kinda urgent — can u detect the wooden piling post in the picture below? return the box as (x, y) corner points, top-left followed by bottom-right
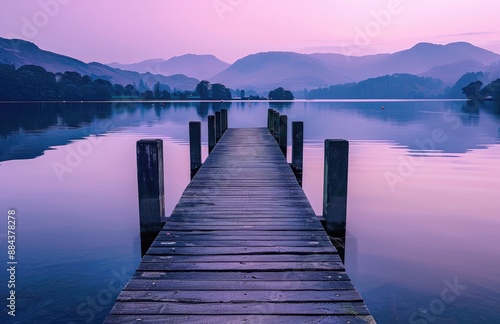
(189, 121), (202, 179)
(215, 111), (221, 142)
(267, 109), (274, 133)
(221, 109), (228, 134)
(208, 115), (216, 154)
(279, 115), (287, 157)
(136, 139), (165, 255)
(273, 111), (280, 142)
(291, 121), (303, 186)
(323, 139), (349, 262)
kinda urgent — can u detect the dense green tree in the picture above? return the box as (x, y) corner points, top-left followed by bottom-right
(211, 83), (232, 100)
(124, 84), (139, 97)
(113, 84), (125, 97)
(160, 90), (171, 99)
(195, 80), (210, 99)
(17, 65), (57, 99)
(269, 87), (294, 100)
(480, 79), (500, 100)
(153, 82), (161, 98)
(462, 81), (483, 99)
(143, 90), (154, 99)
(94, 79), (113, 100)
(59, 71), (83, 87)
(0, 64), (16, 99)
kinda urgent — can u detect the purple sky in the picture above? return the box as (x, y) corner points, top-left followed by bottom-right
(2, 0), (500, 64)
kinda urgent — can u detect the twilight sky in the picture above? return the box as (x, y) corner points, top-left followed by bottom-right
(2, 0), (500, 64)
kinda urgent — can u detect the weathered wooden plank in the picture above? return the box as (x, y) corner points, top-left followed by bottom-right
(124, 279), (354, 291)
(163, 220), (320, 227)
(155, 231), (328, 238)
(109, 301), (370, 315)
(132, 271), (350, 281)
(106, 315), (376, 324)
(117, 290), (363, 303)
(160, 225), (323, 232)
(146, 246), (335, 255)
(142, 253), (340, 262)
(151, 240), (333, 248)
(137, 261), (344, 271)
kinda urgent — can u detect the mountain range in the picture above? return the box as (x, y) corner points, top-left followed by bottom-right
(108, 54), (230, 81)
(1, 36), (499, 94)
(0, 38), (198, 91)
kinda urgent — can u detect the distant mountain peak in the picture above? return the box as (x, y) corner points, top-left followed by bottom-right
(107, 53), (229, 80)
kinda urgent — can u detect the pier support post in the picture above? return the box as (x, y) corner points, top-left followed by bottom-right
(215, 111), (221, 142)
(208, 115), (216, 154)
(189, 121), (202, 179)
(273, 111), (280, 142)
(323, 139), (349, 262)
(291, 121), (303, 186)
(221, 109), (228, 134)
(136, 139), (165, 256)
(267, 109), (274, 133)
(279, 115), (287, 157)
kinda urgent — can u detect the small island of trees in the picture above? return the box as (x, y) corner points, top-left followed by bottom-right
(268, 87), (294, 100)
(462, 79), (500, 101)
(194, 80), (232, 100)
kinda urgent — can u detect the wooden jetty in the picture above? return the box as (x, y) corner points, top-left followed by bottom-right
(106, 119), (375, 323)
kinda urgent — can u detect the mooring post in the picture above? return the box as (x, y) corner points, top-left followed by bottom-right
(291, 121), (304, 186)
(323, 139), (349, 262)
(273, 111), (280, 142)
(221, 109), (228, 134)
(267, 109), (274, 133)
(189, 121), (202, 179)
(208, 115), (216, 154)
(136, 139), (165, 256)
(279, 115), (287, 157)
(215, 111), (221, 142)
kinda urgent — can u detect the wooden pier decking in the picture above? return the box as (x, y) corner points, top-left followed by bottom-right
(106, 128), (375, 323)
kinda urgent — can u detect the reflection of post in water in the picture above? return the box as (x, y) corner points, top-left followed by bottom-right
(136, 139), (165, 256)
(461, 102), (480, 127)
(345, 231), (359, 281)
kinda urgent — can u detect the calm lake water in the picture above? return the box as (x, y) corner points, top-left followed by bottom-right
(0, 100), (499, 323)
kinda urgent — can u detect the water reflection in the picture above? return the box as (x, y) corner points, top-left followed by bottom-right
(0, 100), (499, 323)
(1, 100), (500, 163)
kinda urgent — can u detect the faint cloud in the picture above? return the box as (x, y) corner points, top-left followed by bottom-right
(431, 31), (498, 38)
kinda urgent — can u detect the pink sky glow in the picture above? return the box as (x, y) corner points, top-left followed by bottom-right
(2, 0), (500, 64)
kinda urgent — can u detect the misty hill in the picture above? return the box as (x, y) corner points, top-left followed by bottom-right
(308, 42), (500, 83)
(307, 74), (445, 99)
(0, 37), (198, 91)
(419, 60), (486, 84)
(1, 36), (499, 97)
(210, 51), (352, 92)
(109, 54), (230, 80)
(210, 42), (499, 91)
(372, 42), (498, 80)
